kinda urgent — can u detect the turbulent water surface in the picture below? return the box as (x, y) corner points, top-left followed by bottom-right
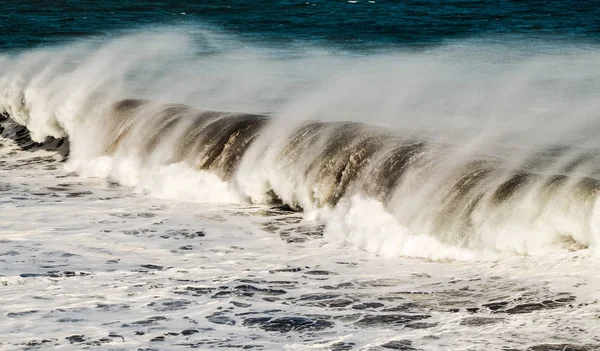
(2, 1), (600, 350)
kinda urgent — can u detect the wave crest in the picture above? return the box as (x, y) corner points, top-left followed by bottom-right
(3, 30), (600, 258)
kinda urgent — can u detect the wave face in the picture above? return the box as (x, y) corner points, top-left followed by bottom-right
(0, 112), (69, 155)
(3, 30), (600, 257)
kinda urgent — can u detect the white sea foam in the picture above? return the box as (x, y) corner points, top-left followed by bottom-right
(66, 157), (245, 203)
(322, 195), (482, 260)
(2, 130), (600, 350)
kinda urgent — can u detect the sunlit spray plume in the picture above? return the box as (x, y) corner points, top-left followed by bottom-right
(2, 29), (600, 258)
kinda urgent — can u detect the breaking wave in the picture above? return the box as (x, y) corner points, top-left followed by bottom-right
(3, 29), (600, 258)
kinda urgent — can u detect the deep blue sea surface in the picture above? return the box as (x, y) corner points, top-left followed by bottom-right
(3, 0), (600, 51)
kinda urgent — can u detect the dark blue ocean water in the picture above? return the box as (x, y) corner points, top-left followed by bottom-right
(2, 1), (600, 51)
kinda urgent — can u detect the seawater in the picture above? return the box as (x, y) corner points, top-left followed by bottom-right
(2, 2), (600, 350)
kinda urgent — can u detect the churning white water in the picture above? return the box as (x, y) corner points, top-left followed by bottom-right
(2, 28), (600, 350)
